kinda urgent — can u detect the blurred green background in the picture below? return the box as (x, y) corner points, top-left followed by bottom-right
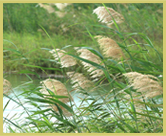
(3, 3), (163, 73)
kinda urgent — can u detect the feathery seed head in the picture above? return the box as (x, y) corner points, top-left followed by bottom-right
(93, 6), (124, 27)
(95, 36), (124, 59)
(49, 49), (77, 68)
(75, 48), (104, 78)
(40, 78), (72, 116)
(40, 79), (69, 98)
(123, 72), (163, 99)
(67, 72), (93, 90)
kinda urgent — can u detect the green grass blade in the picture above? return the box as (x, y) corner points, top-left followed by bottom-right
(3, 117), (26, 133)
(68, 54), (105, 70)
(3, 99), (10, 112)
(3, 39), (18, 49)
(76, 46), (104, 60)
(18, 70), (40, 78)
(19, 63), (61, 71)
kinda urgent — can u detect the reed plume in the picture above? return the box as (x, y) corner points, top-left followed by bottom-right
(40, 78), (72, 116)
(49, 49), (77, 68)
(93, 6), (124, 27)
(95, 36), (124, 59)
(123, 72), (163, 99)
(75, 48), (104, 79)
(67, 72), (93, 90)
(3, 79), (12, 95)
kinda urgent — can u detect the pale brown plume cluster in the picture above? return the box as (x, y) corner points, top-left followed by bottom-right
(123, 72), (163, 99)
(40, 79), (72, 116)
(95, 36), (124, 59)
(67, 72), (93, 90)
(3, 79), (12, 95)
(75, 47), (104, 79)
(93, 6), (124, 27)
(49, 49), (77, 68)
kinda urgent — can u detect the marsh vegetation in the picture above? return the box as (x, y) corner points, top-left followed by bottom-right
(3, 3), (163, 133)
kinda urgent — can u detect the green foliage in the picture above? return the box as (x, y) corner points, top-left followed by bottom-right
(3, 3), (163, 133)
(3, 3), (163, 72)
